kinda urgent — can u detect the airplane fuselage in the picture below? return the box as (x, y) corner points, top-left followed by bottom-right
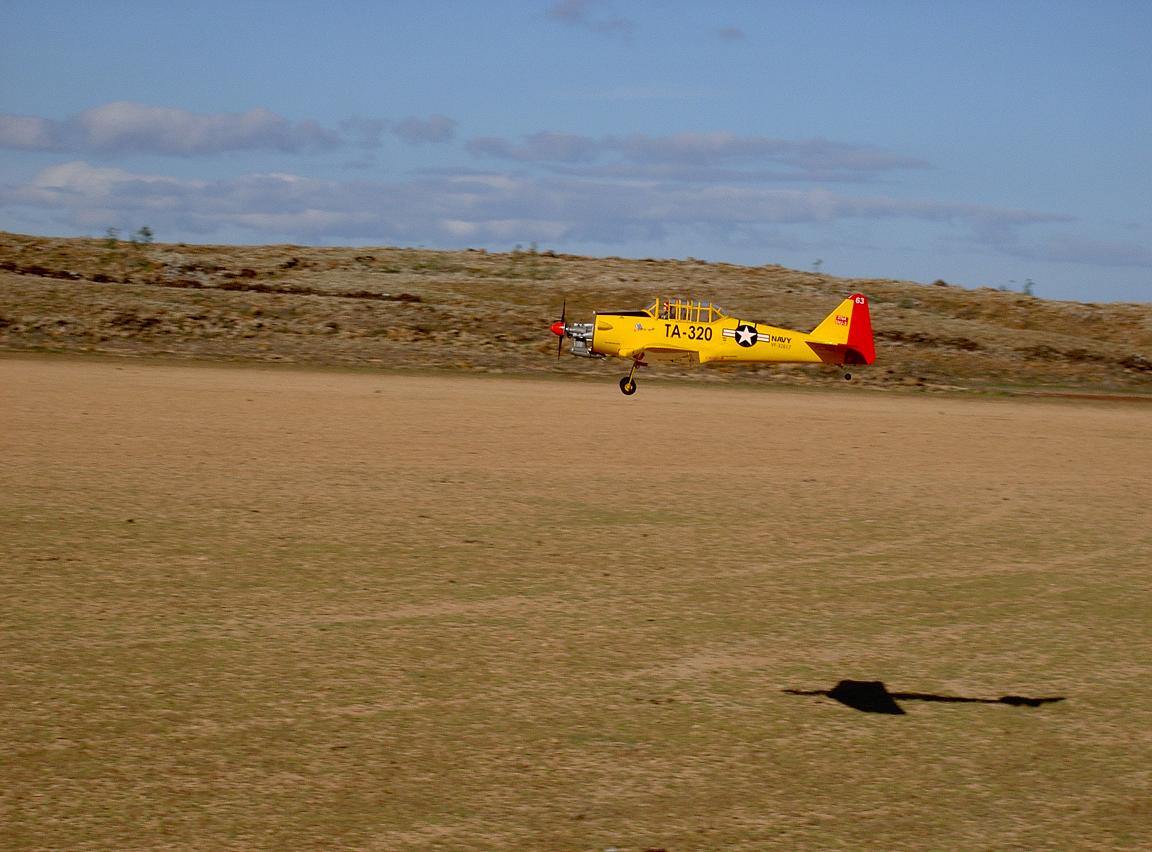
(592, 313), (832, 365)
(552, 294), (874, 394)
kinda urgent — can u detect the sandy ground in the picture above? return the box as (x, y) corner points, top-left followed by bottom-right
(3, 355), (1151, 850)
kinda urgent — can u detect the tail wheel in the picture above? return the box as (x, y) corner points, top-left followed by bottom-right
(619, 377), (638, 395)
(843, 372), (853, 381)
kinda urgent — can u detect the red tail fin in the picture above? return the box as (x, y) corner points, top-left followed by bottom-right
(846, 293), (875, 365)
(809, 293), (876, 365)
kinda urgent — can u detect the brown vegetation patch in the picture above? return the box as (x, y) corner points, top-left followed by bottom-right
(2, 230), (1150, 393)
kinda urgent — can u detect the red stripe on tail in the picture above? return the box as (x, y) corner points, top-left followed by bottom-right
(846, 293), (875, 365)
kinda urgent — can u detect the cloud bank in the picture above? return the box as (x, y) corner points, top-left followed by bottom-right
(0, 104), (456, 156)
(0, 103), (339, 156)
(4, 104), (1142, 287)
(3, 159), (1083, 256)
(467, 131), (931, 182)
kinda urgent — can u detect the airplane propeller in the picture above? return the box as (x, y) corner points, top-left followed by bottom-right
(550, 298), (567, 359)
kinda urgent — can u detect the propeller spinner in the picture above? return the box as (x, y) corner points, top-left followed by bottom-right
(550, 299), (567, 359)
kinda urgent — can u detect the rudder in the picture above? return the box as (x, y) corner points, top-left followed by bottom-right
(809, 293), (875, 365)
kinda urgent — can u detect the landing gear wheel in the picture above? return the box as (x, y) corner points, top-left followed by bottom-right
(843, 372), (853, 381)
(620, 358), (642, 395)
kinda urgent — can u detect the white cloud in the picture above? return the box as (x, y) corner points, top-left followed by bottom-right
(468, 132), (600, 163)
(13, 161), (203, 206)
(338, 117), (389, 148)
(391, 114), (458, 145)
(1, 160), (1076, 256)
(635, 133), (929, 173)
(466, 130), (930, 182)
(78, 102), (340, 155)
(0, 104), (469, 157)
(2, 103), (343, 156)
(0, 114), (55, 149)
(547, 0), (635, 35)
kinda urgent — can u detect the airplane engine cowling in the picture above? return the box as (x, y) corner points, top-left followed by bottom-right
(564, 321), (597, 357)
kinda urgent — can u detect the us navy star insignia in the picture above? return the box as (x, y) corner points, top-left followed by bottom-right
(723, 324), (759, 347)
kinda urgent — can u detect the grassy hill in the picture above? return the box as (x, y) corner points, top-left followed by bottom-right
(2, 230), (1149, 393)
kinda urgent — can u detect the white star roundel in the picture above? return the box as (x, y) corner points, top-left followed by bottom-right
(722, 324), (760, 347)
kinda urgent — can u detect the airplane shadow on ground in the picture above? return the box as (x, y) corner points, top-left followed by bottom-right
(784, 680), (1066, 715)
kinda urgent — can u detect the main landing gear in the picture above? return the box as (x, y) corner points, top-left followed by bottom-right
(619, 359), (644, 395)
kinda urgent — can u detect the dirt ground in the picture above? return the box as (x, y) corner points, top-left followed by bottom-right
(3, 355), (1151, 850)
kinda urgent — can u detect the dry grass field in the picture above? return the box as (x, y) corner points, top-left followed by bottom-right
(3, 355), (1150, 850)
(2, 231), (1150, 395)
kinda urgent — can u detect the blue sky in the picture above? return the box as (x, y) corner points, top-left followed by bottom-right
(1, 0), (1149, 302)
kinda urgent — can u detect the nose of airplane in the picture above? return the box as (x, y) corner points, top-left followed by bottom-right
(550, 320), (566, 337)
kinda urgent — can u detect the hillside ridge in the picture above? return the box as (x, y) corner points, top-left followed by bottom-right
(2, 231), (1149, 393)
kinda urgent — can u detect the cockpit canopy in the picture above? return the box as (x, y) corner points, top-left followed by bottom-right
(646, 298), (729, 323)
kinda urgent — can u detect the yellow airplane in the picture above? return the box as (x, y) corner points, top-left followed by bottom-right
(550, 293), (875, 394)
